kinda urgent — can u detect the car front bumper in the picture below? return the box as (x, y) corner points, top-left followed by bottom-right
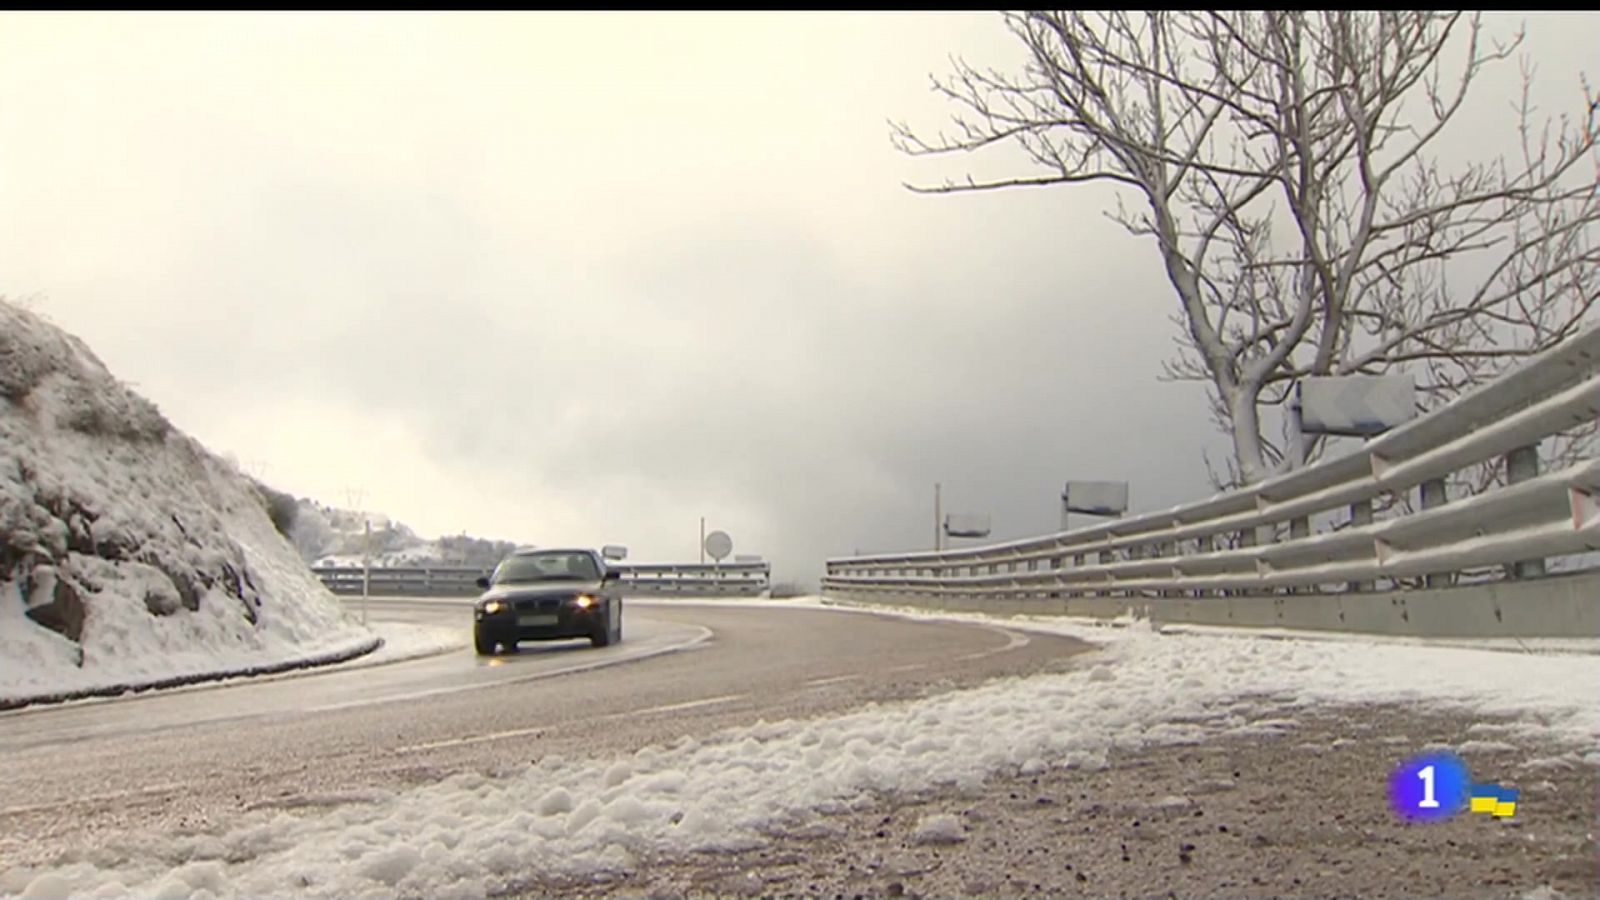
(475, 601), (605, 642)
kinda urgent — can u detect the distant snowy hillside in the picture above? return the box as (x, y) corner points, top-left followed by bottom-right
(288, 499), (414, 563)
(0, 299), (375, 703)
(289, 500), (520, 568)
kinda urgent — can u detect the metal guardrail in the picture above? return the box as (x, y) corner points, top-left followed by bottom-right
(313, 561), (772, 598)
(825, 328), (1599, 606)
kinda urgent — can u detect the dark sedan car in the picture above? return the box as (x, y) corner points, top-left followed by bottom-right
(472, 548), (623, 654)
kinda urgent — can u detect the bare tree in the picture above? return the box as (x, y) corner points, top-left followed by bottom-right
(289, 502), (336, 563)
(894, 12), (1599, 486)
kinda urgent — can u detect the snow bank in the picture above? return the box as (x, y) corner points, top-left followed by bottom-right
(361, 621), (467, 665)
(4, 607), (1596, 898)
(819, 595), (1600, 655)
(631, 596), (827, 610)
(0, 299), (374, 704)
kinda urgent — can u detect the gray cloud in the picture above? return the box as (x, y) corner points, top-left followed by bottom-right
(2, 13), (1593, 586)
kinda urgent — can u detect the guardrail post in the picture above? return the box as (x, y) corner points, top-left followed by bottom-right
(1505, 444), (1547, 579)
(1152, 540), (1171, 597)
(1420, 478), (1446, 508)
(1420, 478), (1451, 588)
(1287, 517), (1310, 594)
(1348, 500), (1373, 593)
(1234, 527), (1256, 598)
(1193, 534), (1212, 599)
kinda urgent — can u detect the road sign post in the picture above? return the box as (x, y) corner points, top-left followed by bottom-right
(361, 519), (371, 626)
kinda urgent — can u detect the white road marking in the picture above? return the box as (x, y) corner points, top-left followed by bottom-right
(880, 629), (1029, 672)
(395, 724), (546, 754)
(803, 674), (862, 687)
(953, 627), (1031, 661)
(307, 625), (714, 714)
(0, 781), (188, 817)
(393, 692), (746, 754)
(593, 693), (744, 721)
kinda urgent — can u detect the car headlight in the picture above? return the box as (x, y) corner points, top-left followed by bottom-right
(574, 594), (596, 609)
(483, 600), (507, 614)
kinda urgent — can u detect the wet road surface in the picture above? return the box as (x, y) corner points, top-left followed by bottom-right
(0, 598), (1093, 865)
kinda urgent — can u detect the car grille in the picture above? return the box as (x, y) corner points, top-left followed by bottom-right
(515, 598), (563, 614)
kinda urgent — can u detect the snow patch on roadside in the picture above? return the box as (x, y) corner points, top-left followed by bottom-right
(909, 813), (966, 845)
(821, 596), (1600, 656)
(629, 596), (827, 610)
(361, 622), (467, 665)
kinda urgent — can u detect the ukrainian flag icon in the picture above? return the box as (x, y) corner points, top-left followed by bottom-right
(1468, 784), (1519, 818)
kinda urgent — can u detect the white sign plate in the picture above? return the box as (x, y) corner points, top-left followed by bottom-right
(1063, 481), (1129, 515)
(1299, 375), (1416, 436)
(703, 530), (733, 561)
(944, 513), (991, 538)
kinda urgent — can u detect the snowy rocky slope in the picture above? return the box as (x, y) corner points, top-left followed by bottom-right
(0, 299), (376, 704)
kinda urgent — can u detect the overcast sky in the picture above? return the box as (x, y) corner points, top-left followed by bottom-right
(3, 12), (1596, 584)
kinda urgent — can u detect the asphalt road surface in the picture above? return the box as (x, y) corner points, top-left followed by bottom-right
(0, 599), (1093, 868)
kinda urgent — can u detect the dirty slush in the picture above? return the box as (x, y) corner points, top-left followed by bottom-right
(510, 703), (1599, 899)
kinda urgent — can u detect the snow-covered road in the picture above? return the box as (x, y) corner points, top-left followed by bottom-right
(0, 598), (1086, 895)
(3, 598), (1596, 899)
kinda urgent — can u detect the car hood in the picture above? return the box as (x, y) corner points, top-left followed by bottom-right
(480, 581), (604, 602)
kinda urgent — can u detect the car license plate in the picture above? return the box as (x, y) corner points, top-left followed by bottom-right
(518, 613), (559, 627)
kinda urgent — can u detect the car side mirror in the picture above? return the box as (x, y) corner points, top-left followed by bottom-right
(475, 576), (490, 589)
(602, 570), (621, 583)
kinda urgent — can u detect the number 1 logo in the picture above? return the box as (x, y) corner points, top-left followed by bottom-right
(1417, 764), (1439, 808)
(1390, 752), (1468, 822)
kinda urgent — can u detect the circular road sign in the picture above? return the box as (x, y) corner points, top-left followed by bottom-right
(703, 530), (733, 562)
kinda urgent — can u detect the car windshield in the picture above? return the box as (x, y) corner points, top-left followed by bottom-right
(492, 552), (599, 584)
